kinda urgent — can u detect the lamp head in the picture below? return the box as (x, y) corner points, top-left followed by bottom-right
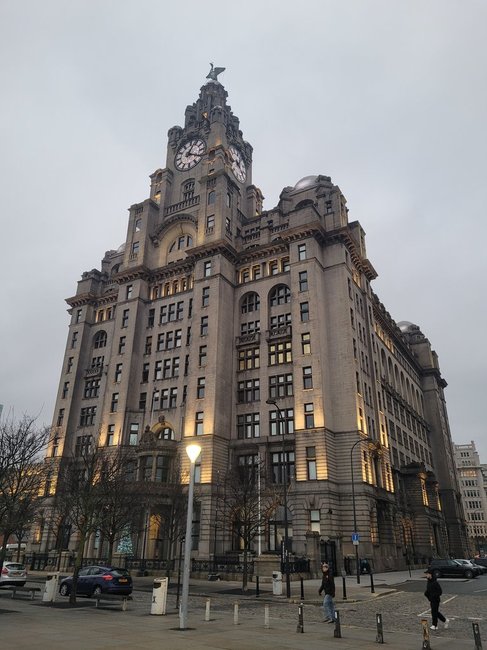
(266, 399), (276, 406)
(186, 443), (202, 463)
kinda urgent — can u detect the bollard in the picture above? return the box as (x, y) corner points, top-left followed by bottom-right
(370, 570), (375, 594)
(205, 598), (211, 622)
(296, 602), (304, 633)
(341, 569), (347, 600)
(333, 611), (342, 639)
(300, 575), (304, 601)
(255, 575), (260, 598)
(375, 613), (384, 644)
(264, 604), (270, 629)
(150, 578), (168, 615)
(234, 602), (239, 625)
(473, 622), (483, 650)
(421, 618), (431, 650)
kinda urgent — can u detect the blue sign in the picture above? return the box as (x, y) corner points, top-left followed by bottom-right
(352, 533), (360, 544)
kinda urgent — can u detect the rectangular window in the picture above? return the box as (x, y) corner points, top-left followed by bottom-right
(71, 331), (78, 349)
(206, 215), (215, 230)
(156, 333), (164, 352)
(56, 408), (65, 427)
(298, 243), (306, 261)
(307, 447), (317, 480)
(269, 260), (278, 275)
(237, 378), (260, 403)
(197, 377), (205, 399)
(106, 424), (115, 446)
(114, 363), (123, 383)
(118, 336), (126, 354)
(66, 357), (74, 373)
(237, 412), (260, 439)
(154, 360), (163, 381)
(238, 347), (260, 370)
(298, 270), (308, 292)
(145, 336), (152, 355)
(300, 301), (309, 322)
(129, 423), (139, 446)
(122, 309), (129, 328)
(155, 456), (170, 483)
(139, 392), (147, 411)
(200, 316), (208, 336)
(195, 411), (204, 435)
(75, 434), (92, 455)
(199, 345), (207, 366)
(83, 378), (100, 399)
(282, 257), (290, 272)
(268, 373), (293, 398)
(269, 408), (294, 436)
(110, 393), (119, 412)
(202, 287), (210, 307)
(240, 320), (260, 335)
(301, 332), (311, 354)
(304, 403), (314, 428)
(204, 260), (212, 277)
(148, 309), (155, 327)
(142, 362), (149, 383)
(268, 341), (292, 365)
(132, 241), (139, 255)
(310, 507), (320, 531)
(169, 387), (177, 408)
(303, 366), (313, 389)
(75, 308), (82, 324)
(271, 451), (295, 484)
(79, 406), (96, 427)
(126, 284), (133, 300)
(62, 381), (69, 398)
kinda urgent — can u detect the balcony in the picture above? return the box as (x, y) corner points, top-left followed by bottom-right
(84, 365), (104, 378)
(236, 331), (261, 346)
(164, 195), (200, 216)
(266, 324), (292, 340)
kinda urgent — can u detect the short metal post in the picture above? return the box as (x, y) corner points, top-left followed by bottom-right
(205, 598), (211, 621)
(376, 613), (384, 644)
(421, 618), (431, 650)
(333, 611), (342, 638)
(473, 622), (483, 650)
(233, 602), (239, 625)
(370, 570), (375, 594)
(341, 569), (347, 600)
(296, 602), (304, 633)
(255, 575), (260, 598)
(300, 575), (304, 601)
(264, 604), (270, 629)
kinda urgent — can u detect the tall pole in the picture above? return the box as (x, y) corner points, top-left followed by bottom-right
(266, 399), (291, 598)
(350, 437), (362, 585)
(179, 443), (201, 630)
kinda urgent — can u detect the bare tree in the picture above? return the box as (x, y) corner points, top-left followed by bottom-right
(0, 416), (50, 566)
(217, 458), (279, 591)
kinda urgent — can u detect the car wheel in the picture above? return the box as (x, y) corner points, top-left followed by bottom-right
(432, 570), (441, 579)
(465, 570), (474, 579)
(59, 583), (70, 596)
(92, 585), (102, 596)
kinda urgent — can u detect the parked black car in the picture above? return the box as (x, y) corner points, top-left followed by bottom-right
(59, 565), (132, 597)
(470, 557), (487, 573)
(427, 558), (478, 579)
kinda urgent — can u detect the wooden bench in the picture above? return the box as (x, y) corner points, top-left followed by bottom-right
(0, 586), (42, 600)
(94, 593), (132, 611)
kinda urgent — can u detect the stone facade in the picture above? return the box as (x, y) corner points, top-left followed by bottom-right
(38, 73), (469, 572)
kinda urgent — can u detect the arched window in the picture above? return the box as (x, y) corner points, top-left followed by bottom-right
(93, 331), (107, 349)
(169, 234), (193, 252)
(241, 292), (260, 314)
(183, 180), (195, 200)
(269, 285), (291, 306)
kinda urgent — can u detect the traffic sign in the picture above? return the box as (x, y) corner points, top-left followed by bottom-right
(352, 533), (360, 545)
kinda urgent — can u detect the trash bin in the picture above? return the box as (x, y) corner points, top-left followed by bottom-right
(150, 577), (168, 615)
(42, 571), (60, 603)
(272, 570), (283, 596)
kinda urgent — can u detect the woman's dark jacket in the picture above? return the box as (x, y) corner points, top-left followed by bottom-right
(319, 573), (336, 597)
(424, 577), (442, 602)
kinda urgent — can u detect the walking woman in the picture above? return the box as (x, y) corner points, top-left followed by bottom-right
(424, 569), (449, 630)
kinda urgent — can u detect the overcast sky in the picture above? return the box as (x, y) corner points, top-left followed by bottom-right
(1, 0), (486, 459)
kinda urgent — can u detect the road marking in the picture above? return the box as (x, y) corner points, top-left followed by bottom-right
(473, 588), (487, 593)
(418, 594), (457, 617)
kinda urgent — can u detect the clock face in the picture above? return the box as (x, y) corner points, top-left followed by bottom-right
(228, 145), (246, 183)
(175, 138), (206, 171)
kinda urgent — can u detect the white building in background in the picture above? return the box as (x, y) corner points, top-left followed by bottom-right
(454, 441), (487, 555)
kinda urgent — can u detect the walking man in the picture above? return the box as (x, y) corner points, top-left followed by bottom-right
(318, 562), (336, 623)
(424, 569), (449, 630)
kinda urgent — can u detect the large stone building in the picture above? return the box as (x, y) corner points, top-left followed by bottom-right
(453, 441), (487, 555)
(38, 70), (468, 573)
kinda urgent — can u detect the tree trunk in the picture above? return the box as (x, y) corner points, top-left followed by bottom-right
(69, 529), (87, 605)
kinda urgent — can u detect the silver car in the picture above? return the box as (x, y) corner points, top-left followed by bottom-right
(0, 562), (27, 587)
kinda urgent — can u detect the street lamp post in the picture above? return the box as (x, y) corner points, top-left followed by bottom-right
(179, 443), (201, 630)
(266, 399), (291, 598)
(350, 437), (363, 585)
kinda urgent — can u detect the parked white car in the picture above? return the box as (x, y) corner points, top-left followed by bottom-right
(0, 562), (27, 587)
